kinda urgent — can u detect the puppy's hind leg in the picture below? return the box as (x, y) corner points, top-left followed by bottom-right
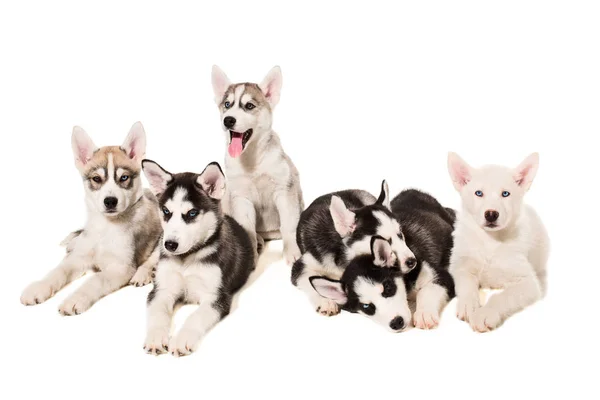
(231, 196), (259, 262)
(21, 254), (89, 306)
(274, 190), (302, 266)
(291, 255), (340, 317)
(169, 294), (232, 357)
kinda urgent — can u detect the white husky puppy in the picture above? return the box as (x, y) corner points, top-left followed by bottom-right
(20, 123), (162, 315)
(447, 152), (549, 332)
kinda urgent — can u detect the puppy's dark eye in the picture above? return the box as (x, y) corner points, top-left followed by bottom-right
(162, 207), (170, 215)
(502, 191), (510, 197)
(92, 176), (102, 183)
(475, 190), (484, 197)
(245, 103), (255, 110)
(187, 209), (199, 218)
(360, 303), (376, 315)
(224, 101), (232, 108)
(120, 175), (129, 182)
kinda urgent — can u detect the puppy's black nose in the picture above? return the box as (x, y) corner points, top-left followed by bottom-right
(223, 116), (236, 128)
(164, 241), (179, 252)
(104, 197), (118, 210)
(390, 316), (405, 331)
(485, 210), (499, 222)
(405, 257), (417, 270)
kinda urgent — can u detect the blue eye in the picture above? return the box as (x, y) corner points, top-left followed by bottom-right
(120, 175), (129, 182)
(187, 209), (198, 218)
(475, 190), (484, 197)
(162, 207), (170, 215)
(502, 191), (510, 197)
(224, 101), (232, 108)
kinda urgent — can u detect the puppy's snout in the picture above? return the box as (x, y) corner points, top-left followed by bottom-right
(390, 316), (405, 331)
(104, 197), (118, 210)
(164, 241), (179, 252)
(485, 210), (499, 223)
(405, 257), (417, 270)
(223, 116), (236, 129)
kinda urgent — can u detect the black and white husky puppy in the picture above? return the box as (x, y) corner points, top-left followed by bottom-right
(291, 182), (417, 317)
(141, 160), (254, 357)
(311, 189), (456, 331)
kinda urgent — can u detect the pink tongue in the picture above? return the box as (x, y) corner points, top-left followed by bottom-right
(228, 136), (243, 158)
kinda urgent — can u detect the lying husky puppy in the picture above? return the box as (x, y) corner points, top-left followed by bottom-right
(447, 152), (550, 332)
(311, 189), (456, 331)
(292, 182), (417, 317)
(211, 65), (304, 265)
(20, 123), (161, 314)
(141, 160), (254, 357)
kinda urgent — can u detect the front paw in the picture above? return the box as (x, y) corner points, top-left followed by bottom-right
(456, 298), (479, 322)
(21, 281), (54, 305)
(283, 242), (301, 266)
(144, 329), (170, 355)
(470, 307), (501, 333)
(169, 329), (201, 357)
(58, 292), (93, 316)
(413, 310), (439, 329)
(130, 268), (152, 287)
(315, 299), (340, 317)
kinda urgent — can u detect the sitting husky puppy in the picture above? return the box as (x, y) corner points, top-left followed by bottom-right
(292, 182), (417, 317)
(20, 123), (161, 315)
(311, 189), (456, 331)
(447, 152), (550, 332)
(211, 65), (304, 265)
(141, 160), (254, 357)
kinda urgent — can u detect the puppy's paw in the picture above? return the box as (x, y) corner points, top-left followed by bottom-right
(470, 307), (501, 333)
(315, 299), (340, 317)
(143, 329), (170, 355)
(283, 242), (301, 266)
(169, 330), (201, 358)
(58, 292), (93, 316)
(21, 281), (54, 306)
(413, 310), (439, 330)
(456, 299), (479, 322)
(130, 268), (152, 287)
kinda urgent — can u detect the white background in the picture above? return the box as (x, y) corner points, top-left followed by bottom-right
(1, 1), (598, 399)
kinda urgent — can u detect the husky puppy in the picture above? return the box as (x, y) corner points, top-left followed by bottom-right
(310, 189), (456, 331)
(211, 65), (304, 265)
(291, 182), (417, 317)
(141, 160), (254, 357)
(447, 152), (550, 332)
(20, 123), (161, 315)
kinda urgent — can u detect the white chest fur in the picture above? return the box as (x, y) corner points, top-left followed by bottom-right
(156, 257), (223, 304)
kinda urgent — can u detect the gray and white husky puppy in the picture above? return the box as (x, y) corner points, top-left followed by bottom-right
(310, 189), (456, 332)
(20, 122), (161, 315)
(211, 65), (304, 265)
(141, 160), (254, 357)
(291, 182), (417, 317)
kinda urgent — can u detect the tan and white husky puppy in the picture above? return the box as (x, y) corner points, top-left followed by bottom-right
(447, 152), (550, 332)
(20, 122), (162, 315)
(211, 65), (304, 265)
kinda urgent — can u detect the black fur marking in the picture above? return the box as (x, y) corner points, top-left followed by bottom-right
(291, 258), (305, 286)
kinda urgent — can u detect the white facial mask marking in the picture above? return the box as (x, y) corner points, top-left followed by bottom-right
(354, 276), (411, 332)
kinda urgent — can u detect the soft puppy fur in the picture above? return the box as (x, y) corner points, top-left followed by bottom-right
(20, 122), (162, 315)
(142, 160), (254, 357)
(310, 189), (456, 332)
(291, 182), (417, 317)
(211, 65), (304, 265)
(447, 152), (550, 332)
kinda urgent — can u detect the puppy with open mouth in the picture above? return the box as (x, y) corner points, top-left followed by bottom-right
(211, 65), (304, 265)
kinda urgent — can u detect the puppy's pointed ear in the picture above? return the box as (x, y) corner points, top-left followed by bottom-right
(197, 162), (226, 200)
(371, 236), (397, 267)
(211, 65), (231, 104)
(142, 159), (173, 196)
(330, 196), (356, 237)
(71, 126), (98, 171)
(514, 153), (539, 191)
(259, 66), (283, 108)
(310, 276), (347, 304)
(448, 152), (473, 191)
(375, 180), (391, 210)
(122, 121), (147, 163)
